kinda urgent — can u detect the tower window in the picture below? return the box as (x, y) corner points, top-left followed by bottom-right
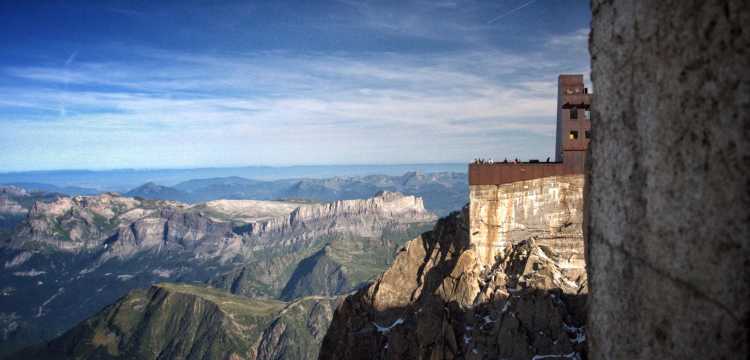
(585, 130), (591, 139)
(585, 110), (591, 119)
(570, 108), (578, 119)
(569, 131), (579, 140)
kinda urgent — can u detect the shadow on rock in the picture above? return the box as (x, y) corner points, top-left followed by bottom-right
(319, 209), (589, 360)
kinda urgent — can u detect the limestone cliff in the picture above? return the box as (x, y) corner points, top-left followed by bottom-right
(320, 176), (588, 360)
(469, 176), (585, 278)
(6, 191), (434, 262)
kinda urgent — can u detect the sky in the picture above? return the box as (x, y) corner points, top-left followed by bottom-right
(0, 0), (591, 172)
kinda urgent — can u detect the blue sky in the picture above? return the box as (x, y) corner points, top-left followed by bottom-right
(0, 0), (591, 171)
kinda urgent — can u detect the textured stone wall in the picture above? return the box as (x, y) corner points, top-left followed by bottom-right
(469, 175), (585, 276)
(587, 0), (749, 358)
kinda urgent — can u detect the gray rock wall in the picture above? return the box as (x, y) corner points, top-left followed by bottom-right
(587, 0), (749, 358)
(469, 176), (585, 274)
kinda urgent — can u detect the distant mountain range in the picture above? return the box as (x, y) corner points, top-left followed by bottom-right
(2, 171), (469, 216)
(0, 164), (467, 192)
(0, 170), (468, 356)
(125, 172), (468, 216)
(0, 189), (435, 356)
(2, 183), (99, 196)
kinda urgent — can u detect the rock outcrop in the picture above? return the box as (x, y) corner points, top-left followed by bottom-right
(0, 186), (43, 241)
(320, 176), (588, 360)
(587, 0), (750, 358)
(12, 283), (340, 360)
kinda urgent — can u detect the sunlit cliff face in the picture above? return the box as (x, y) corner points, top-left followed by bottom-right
(469, 175), (585, 274)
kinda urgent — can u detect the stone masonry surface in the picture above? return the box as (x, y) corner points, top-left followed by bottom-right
(587, 0), (749, 358)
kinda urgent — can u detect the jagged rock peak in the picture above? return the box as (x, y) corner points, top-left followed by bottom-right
(320, 189), (588, 359)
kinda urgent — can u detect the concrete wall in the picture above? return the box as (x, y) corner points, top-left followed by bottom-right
(587, 0), (749, 358)
(469, 175), (585, 276)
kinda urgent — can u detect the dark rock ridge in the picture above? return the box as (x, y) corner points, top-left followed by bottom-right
(587, 0), (749, 358)
(319, 208), (587, 360)
(11, 283), (340, 360)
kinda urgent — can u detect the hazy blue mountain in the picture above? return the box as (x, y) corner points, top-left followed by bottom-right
(0, 164), (467, 192)
(126, 171), (468, 215)
(173, 176), (294, 202)
(124, 182), (191, 202)
(2, 183), (99, 196)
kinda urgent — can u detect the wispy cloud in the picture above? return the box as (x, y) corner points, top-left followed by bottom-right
(64, 51), (78, 66)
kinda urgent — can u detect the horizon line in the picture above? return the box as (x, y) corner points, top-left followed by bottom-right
(0, 162), (469, 175)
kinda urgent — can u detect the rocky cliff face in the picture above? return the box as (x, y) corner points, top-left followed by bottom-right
(9, 193), (160, 252)
(7, 191), (433, 262)
(13, 283), (340, 360)
(208, 191), (435, 299)
(469, 176), (585, 276)
(320, 176), (588, 360)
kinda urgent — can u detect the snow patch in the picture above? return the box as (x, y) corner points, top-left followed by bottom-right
(152, 269), (174, 278)
(563, 323), (586, 344)
(0, 287), (15, 296)
(79, 266), (98, 275)
(373, 318), (404, 334)
(553, 272), (578, 289)
(13, 269), (45, 277)
(531, 352), (581, 360)
(35, 287), (64, 318)
(4, 252), (32, 268)
(501, 300), (511, 313)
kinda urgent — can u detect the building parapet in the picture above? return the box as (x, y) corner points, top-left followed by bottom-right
(468, 160), (583, 186)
